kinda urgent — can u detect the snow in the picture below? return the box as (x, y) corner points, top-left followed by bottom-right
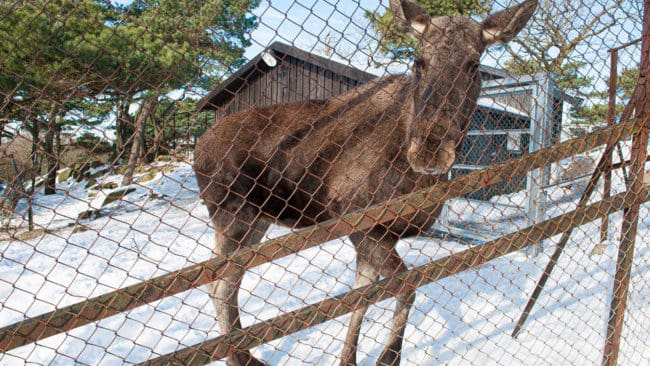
(477, 97), (530, 118)
(1, 151), (649, 365)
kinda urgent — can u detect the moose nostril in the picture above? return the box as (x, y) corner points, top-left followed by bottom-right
(425, 168), (448, 175)
(407, 140), (424, 159)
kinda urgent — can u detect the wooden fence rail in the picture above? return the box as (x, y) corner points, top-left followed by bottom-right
(0, 114), (643, 355)
(141, 187), (650, 366)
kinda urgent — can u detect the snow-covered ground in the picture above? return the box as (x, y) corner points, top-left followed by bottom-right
(1, 151), (649, 365)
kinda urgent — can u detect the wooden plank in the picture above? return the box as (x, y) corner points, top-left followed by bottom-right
(325, 69), (333, 98)
(286, 62), (293, 102)
(279, 63), (289, 103)
(296, 58), (306, 100)
(317, 64), (325, 99)
(248, 74), (257, 109)
(262, 70), (271, 107)
(265, 67), (274, 105)
(240, 77), (249, 110)
(309, 63), (319, 99)
(140, 187), (650, 366)
(287, 57), (296, 101)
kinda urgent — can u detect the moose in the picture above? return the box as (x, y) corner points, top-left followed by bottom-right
(194, 0), (537, 365)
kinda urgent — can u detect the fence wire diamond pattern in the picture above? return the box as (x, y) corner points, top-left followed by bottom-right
(0, 0), (648, 365)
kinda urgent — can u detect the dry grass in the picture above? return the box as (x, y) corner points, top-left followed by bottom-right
(0, 132), (111, 182)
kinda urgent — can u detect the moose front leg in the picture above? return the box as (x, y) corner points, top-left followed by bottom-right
(343, 231), (412, 366)
(207, 274), (265, 366)
(207, 208), (270, 366)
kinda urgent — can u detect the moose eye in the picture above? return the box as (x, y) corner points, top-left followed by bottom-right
(466, 61), (479, 73)
(414, 58), (425, 68)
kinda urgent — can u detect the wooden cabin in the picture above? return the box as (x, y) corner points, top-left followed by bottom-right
(197, 42), (565, 199)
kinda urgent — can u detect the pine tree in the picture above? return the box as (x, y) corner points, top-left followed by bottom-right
(1, 0), (260, 190)
(365, 0), (489, 60)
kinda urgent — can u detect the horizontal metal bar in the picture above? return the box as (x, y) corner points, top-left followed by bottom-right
(452, 164), (489, 170)
(139, 186), (650, 366)
(466, 129), (528, 136)
(542, 154), (650, 190)
(481, 75), (538, 90)
(608, 38), (642, 52)
(0, 116), (641, 353)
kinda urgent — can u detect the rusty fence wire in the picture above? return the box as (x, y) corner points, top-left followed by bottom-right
(0, 0), (648, 365)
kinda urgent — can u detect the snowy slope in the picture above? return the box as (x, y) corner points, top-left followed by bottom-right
(0, 156), (649, 365)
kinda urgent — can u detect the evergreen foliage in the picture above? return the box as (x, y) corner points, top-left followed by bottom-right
(0, 0), (260, 191)
(365, 0), (489, 60)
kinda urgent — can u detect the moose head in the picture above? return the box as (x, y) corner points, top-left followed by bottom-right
(392, 0), (538, 175)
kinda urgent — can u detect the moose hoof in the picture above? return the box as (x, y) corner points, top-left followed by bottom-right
(227, 351), (266, 366)
(376, 348), (401, 366)
(340, 354), (357, 366)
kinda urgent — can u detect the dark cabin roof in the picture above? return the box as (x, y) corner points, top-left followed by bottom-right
(197, 41), (514, 111)
(198, 42), (375, 111)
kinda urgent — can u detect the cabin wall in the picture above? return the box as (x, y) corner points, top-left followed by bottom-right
(213, 53), (363, 122)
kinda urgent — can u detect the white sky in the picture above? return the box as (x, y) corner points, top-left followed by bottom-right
(246, 0), (643, 96)
(107, 0), (643, 96)
(102, 0), (642, 108)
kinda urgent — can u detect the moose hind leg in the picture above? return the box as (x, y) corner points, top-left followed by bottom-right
(377, 250), (414, 366)
(377, 270), (414, 366)
(207, 210), (270, 366)
(357, 230), (413, 366)
(341, 233), (381, 366)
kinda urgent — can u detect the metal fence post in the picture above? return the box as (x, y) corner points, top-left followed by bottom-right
(602, 1), (650, 363)
(526, 73), (554, 256)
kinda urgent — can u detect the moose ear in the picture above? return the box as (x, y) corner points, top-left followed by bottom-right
(390, 0), (431, 36)
(481, 0), (537, 46)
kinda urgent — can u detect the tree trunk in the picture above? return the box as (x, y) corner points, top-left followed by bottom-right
(114, 99), (133, 162)
(43, 120), (59, 195)
(150, 116), (165, 160)
(139, 117), (151, 163)
(0, 158), (28, 228)
(121, 96), (156, 186)
(43, 107), (65, 196)
(28, 119), (39, 230)
(0, 120), (5, 149)
(55, 123), (61, 156)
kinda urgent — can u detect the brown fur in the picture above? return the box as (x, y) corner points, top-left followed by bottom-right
(194, 1), (537, 365)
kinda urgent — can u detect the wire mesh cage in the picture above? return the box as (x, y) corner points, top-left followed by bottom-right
(0, 0), (648, 365)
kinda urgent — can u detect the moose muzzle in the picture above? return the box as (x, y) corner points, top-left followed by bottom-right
(407, 138), (457, 175)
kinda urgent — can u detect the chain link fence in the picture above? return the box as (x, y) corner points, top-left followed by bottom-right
(0, 0), (648, 365)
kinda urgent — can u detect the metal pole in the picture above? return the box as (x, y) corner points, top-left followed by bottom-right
(602, 1), (650, 363)
(601, 49), (618, 243)
(526, 73), (553, 256)
(602, 119), (647, 366)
